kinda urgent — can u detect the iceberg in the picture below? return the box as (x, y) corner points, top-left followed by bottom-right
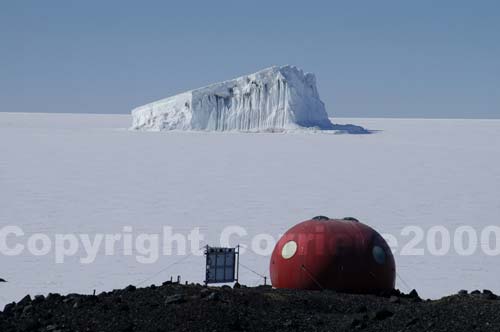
(130, 65), (336, 132)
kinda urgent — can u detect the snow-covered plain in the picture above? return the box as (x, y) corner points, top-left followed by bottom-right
(1, 112), (499, 307)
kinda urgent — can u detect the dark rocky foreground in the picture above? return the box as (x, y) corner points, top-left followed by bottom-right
(1, 283), (499, 332)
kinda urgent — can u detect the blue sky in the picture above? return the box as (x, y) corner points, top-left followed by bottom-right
(1, 1), (499, 118)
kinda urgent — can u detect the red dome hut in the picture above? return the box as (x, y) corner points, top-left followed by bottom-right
(270, 216), (395, 293)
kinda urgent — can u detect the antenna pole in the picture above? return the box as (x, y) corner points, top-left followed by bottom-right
(204, 245), (209, 286)
(236, 244), (240, 283)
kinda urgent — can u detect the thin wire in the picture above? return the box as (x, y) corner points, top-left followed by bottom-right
(300, 264), (325, 290)
(396, 271), (411, 291)
(135, 253), (194, 287)
(134, 245), (272, 288)
(239, 262), (267, 279)
(135, 243), (207, 287)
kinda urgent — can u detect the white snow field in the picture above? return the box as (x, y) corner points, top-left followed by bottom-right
(131, 66), (335, 132)
(1, 112), (500, 307)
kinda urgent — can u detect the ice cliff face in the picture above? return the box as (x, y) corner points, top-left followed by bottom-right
(131, 65), (334, 131)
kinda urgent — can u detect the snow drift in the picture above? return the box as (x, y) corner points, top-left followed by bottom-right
(131, 65), (336, 132)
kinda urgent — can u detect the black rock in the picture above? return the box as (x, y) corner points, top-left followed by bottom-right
(389, 296), (400, 303)
(164, 294), (185, 305)
(47, 293), (62, 301)
(355, 305), (368, 313)
(206, 292), (220, 301)
(100, 303), (111, 311)
(18, 295), (32, 307)
(484, 293), (498, 300)
(409, 289), (420, 299)
(372, 309), (394, 321)
(480, 289), (497, 300)
(119, 322), (134, 332)
(41, 311), (54, 320)
(125, 285), (136, 292)
(33, 295), (45, 304)
(0, 278), (6, 282)
(2, 283), (500, 332)
(471, 290), (481, 295)
(19, 318), (40, 331)
(350, 318), (362, 328)
(3, 302), (15, 314)
(22, 304), (33, 315)
(88, 295), (99, 303)
(458, 290), (468, 295)
(200, 288), (211, 297)
(406, 317), (419, 327)
(118, 303), (130, 312)
(256, 285), (272, 290)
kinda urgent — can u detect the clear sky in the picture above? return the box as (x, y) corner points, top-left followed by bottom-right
(1, 0), (499, 118)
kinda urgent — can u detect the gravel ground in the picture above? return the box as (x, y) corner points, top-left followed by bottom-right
(1, 283), (499, 332)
